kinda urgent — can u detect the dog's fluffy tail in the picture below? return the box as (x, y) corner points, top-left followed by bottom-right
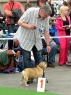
(21, 70), (25, 78)
(20, 70), (25, 85)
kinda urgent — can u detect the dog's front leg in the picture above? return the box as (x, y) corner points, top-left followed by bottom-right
(42, 72), (48, 83)
(36, 78), (38, 83)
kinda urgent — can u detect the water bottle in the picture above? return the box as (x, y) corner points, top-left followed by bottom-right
(5, 30), (8, 34)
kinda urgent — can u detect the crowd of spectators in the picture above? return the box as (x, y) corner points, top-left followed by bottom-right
(0, 0), (71, 80)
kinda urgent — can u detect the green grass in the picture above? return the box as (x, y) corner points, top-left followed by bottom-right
(0, 87), (60, 95)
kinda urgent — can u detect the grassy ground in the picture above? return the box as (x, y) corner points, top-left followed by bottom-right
(0, 87), (60, 95)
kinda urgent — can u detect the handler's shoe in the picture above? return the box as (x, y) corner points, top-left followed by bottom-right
(48, 63), (55, 68)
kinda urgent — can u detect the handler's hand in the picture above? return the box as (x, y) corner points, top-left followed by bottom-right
(65, 25), (70, 30)
(46, 46), (51, 54)
(28, 24), (36, 29)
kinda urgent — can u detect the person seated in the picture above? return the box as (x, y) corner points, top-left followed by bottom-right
(0, 13), (6, 31)
(4, 39), (25, 71)
(24, 0), (32, 11)
(42, 38), (57, 68)
(4, 39), (21, 61)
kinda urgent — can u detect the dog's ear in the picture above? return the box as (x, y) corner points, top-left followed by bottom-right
(43, 64), (47, 71)
(39, 62), (47, 71)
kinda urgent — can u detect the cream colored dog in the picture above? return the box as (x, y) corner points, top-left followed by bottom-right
(20, 62), (47, 86)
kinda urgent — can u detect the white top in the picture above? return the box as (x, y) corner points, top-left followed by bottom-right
(14, 7), (50, 51)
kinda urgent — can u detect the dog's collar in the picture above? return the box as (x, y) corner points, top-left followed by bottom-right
(39, 65), (45, 71)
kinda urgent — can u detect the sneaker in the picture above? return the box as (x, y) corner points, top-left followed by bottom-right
(15, 68), (19, 72)
(66, 62), (71, 66)
(48, 63), (55, 68)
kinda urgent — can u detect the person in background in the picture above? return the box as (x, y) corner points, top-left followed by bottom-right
(37, 0), (47, 7)
(3, 0), (24, 33)
(46, 0), (56, 22)
(57, 1), (68, 15)
(4, 39), (25, 72)
(42, 38), (57, 68)
(55, 5), (71, 66)
(4, 39), (21, 61)
(24, 0), (32, 11)
(68, 0), (71, 21)
(46, 0), (55, 17)
(0, 11), (6, 31)
(63, 1), (68, 6)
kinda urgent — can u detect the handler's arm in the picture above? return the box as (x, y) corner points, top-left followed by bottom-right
(44, 31), (51, 53)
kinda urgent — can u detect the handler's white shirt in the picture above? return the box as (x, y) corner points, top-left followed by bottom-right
(14, 7), (50, 51)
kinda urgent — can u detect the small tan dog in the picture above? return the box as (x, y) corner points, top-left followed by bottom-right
(20, 62), (47, 86)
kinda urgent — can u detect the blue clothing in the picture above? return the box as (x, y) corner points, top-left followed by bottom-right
(8, 24), (19, 33)
(48, 44), (57, 63)
(42, 40), (57, 63)
(21, 45), (44, 69)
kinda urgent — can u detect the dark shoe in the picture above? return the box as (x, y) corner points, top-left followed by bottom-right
(48, 63), (55, 68)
